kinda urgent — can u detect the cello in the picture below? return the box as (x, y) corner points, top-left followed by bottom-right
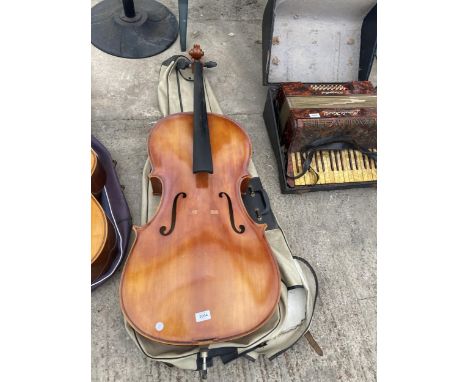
(91, 149), (117, 282)
(120, 45), (280, 347)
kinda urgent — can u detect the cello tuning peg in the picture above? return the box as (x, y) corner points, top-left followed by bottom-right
(176, 58), (191, 70)
(204, 61), (217, 68)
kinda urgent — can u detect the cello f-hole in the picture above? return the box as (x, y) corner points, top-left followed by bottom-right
(160, 192), (187, 236)
(219, 192), (245, 234)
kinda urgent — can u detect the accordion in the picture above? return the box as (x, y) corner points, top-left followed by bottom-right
(276, 81), (377, 188)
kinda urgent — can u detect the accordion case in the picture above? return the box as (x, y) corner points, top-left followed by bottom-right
(262, 0), (377, 193)
(91, 135), (132, 290)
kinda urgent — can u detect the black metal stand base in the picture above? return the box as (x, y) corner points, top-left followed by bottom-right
(91, 0), (179, 59)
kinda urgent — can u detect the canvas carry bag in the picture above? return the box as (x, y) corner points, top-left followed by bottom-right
(124, 55), (321, 372)
(91, 135), (132, 290)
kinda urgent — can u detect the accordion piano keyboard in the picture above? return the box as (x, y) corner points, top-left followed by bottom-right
(291, 149), (377, 186)
(309, 84), (347, 93)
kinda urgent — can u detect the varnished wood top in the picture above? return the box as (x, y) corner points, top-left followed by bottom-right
(91, 194), (108, 263)
(91, 149), (97, 174)
(120, 113), (280, 345)
(91, 149), (106, 196)
(91, 149), (114, 282)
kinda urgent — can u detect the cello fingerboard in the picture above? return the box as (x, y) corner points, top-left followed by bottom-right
(290, 148), (377, 186)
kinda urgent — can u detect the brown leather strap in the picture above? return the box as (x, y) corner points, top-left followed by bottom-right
(305, 331), (323, 356)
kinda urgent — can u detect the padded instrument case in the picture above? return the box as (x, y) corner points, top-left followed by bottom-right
(122, 54), (321, 375)
(91, 135), (132, 290)
(262, 0), (377, 193)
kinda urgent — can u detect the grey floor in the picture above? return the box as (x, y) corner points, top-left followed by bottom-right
(91, 1), (377, 381)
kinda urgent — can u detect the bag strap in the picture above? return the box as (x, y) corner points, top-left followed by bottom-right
(286, 135), (377, 180)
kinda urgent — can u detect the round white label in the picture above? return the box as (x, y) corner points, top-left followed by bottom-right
(155, 322), (164, 331)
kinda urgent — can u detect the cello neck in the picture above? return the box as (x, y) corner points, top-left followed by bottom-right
(191, 45), (213, 174)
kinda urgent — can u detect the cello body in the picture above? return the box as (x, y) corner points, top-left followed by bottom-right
(120, 113), (281, 345)
(91, 149), (117, 282)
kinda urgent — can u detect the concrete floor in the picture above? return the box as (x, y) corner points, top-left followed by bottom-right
(91, 1), (377, 381)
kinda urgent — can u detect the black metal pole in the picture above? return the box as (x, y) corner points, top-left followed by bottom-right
(179, 0), (188, 51)
(122, 0), (136, 18)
